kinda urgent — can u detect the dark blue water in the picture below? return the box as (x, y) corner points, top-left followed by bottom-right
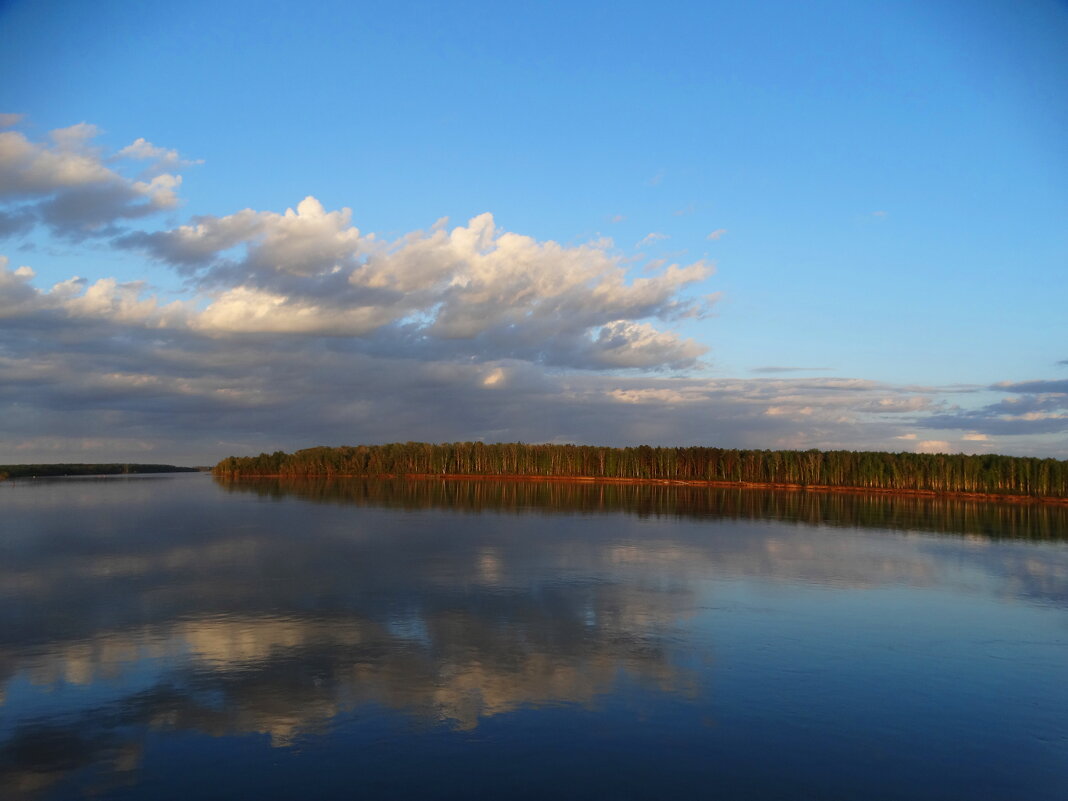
(1, 474), (1066, 800)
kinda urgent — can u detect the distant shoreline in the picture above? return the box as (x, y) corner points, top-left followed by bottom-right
(213, 443), (1068, 503)
(216, 472), (1068, 507)
(0, 464), (201, 480)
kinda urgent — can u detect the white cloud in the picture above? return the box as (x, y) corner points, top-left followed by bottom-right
(122, 196), (361, 279)
(0, 126), (113, 195)
(64, 278), (188, 327)
(592, 321), (705, 369)
(2, 124), (709, 372)
(194, 285), (393, 336)
(0, 123), (193, 238)
(117, 201), (714, 369)
(0, 113), (24, 128)
(706, 228), (727, 241)
(0, 259), (188, 326)
(117, 137), (203, 176)
(962, 433), (988, 441)
(636, 232), (668, 249)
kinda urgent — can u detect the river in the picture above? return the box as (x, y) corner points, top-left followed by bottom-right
(1, 473), (1066, 799)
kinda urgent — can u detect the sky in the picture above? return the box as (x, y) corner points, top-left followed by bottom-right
(0, 0), (1066, 465)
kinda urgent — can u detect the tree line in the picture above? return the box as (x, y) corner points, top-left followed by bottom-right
(212, 442), (1068, 499)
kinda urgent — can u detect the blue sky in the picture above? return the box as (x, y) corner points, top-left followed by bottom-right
(1, 0), (1066, 463)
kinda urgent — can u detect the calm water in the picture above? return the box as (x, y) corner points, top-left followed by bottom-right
(1, 474), (1067, 800)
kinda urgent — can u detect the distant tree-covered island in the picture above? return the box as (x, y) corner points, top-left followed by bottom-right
(0, 463), (200, 480)
(213, 443), (1068, 501)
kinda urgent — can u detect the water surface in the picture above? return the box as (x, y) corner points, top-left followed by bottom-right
(1, 474), (1066, 799)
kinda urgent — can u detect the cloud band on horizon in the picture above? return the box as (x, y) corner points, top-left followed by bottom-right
(1, 120), (1066, 463)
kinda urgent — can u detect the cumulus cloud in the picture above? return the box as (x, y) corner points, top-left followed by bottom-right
(145, 195), (361, 281)
(0, 257), (187, 327)
(0, 122), (192, 239)
(0, 256), (41, 316)
(591, 321), (705, 369)
(0, 124), (111, 196)
(117, 200), (713, 369)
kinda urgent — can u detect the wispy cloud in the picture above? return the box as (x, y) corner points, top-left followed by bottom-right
(916, 380), (1068, 439)
(706, 228), (727, 241)
(636, 232), (669, 249)
(116, 137), (203, 177)
(750, 366), (831, 374)
(992, 379), (1068, 395)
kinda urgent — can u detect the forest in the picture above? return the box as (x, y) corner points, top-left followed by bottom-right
(213, 442), (1068, 499)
